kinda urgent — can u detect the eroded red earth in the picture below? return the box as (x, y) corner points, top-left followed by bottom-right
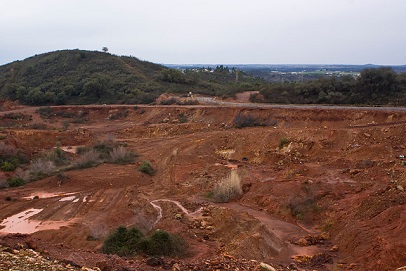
(0, 100), (405, 270)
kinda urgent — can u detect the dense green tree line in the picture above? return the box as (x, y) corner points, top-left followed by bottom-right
(250, 67), (406, 105)
(0, 50), (262, 105)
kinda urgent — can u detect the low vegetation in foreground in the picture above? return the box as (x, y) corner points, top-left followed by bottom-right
(0, 139), (143, 189)
(102, 226), (187, 257)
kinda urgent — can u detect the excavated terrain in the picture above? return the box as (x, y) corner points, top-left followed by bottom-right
(0, 99), (405, 271)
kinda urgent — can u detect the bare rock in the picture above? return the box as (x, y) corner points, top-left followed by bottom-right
(254, 262), (276, 271)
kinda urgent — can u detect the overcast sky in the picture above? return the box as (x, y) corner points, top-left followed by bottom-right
(1, 0), (405, 65)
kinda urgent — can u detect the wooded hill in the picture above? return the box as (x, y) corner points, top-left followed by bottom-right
(0, 50), (262, 105)
(1, 49), (406, 106)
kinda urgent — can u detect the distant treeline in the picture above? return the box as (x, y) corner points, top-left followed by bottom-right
(250, 67), (406, 105)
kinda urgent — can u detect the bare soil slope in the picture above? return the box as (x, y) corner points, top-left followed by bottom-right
(0, 103), (405, 270)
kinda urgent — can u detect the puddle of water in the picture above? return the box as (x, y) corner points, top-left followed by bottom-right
(59, 196), (77, 202)
(0, 209), (43, 234)
(0, 208), (75, 234)
(60, 146), (84, 154)
(23, 192), (77, 200)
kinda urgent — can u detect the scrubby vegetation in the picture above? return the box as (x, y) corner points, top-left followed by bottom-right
(109, 146), (136, 164)
(211, 170), (243, 203)
(102, 226), (187, 257)
(250, 67), (406, 105)
(233, 114), (275, 128)
(0, 139), (139, 189)
(138, 160), (155, 176)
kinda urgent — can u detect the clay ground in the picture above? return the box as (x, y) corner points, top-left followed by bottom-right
(0, 100), (405, 270)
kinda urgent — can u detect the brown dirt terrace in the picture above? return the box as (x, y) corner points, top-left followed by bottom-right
(0, 100), (405, 270)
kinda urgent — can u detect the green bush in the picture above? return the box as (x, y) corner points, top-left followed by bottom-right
(36, 107), (53, 119)
(102, 226), (187, 257)
(1, 161), (16, 172)
(138, 160), (155, 176)
(102, 226), (144, 256)
(233, 114), (274, 128)
(138, 229), (186, 256)
(7, 177), (25, 187)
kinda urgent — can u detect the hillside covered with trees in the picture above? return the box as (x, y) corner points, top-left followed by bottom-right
(0, 50), (262, 105)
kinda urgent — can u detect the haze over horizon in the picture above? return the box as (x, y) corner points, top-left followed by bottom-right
(1, 0), (405, 66)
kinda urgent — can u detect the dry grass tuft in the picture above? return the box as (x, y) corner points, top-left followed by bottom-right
(212, 170), (243, 202)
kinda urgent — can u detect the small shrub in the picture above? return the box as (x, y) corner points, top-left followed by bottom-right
(109, 110), (129, 120)
(92, 142), (114, 159)
(109, 146), (136, 164)
(1, 161), (16, 172)
(61, 121), (70, 131)
(138, 160), (155, 176)
(75, 149), (100, 169)
(37, 107), (53, 119)
(160, 98), (179, 105)
(177, 113), (188, 123)
(212, 170), (243, 203)
(45, 144), (68, 166)
(102, 226), (144, 256)
(233, 114), (272, 128)
(288, 185), (322, 222)
(29, 158), (56, 180)
(138, 229), (187, 256)
(7, 177), (25, 187)
(279, 138), (290, 149)
(29, 123), (47, 130)
(14, 168), (31, 182)
(0, 179), (9, 189)
(0, 142), (18, 158)
(56, 172), (69, 182)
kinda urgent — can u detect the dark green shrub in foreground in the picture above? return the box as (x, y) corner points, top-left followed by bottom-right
(102, 226), (143, 256)
(102, 227), (187, 257)
(138, 229), (186, 256)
